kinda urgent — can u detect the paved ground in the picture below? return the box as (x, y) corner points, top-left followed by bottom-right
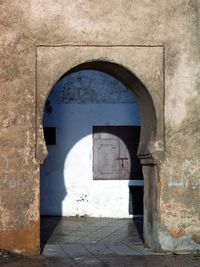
(0, 217), (200, 266)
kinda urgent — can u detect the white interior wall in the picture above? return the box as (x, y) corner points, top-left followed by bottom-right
(40, 71), (142, 218)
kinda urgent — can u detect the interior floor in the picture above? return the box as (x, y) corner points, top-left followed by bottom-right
(40, 216), (161, 258)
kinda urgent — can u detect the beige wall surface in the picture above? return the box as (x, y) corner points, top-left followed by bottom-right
(0, 0), (199, 254)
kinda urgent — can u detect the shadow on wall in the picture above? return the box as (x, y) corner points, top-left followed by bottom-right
(40, 70), (143, 247)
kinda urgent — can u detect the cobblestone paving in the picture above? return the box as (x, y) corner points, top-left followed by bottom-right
(1, 252), (200, 267)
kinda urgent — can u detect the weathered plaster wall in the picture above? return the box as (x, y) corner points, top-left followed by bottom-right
(0, 0), (199, 254)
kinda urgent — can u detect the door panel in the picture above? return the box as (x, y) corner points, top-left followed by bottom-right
(94, 138), (119, 179)
(93, 126), (143, 180)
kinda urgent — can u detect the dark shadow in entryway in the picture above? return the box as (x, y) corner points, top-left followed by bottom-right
(40, 216), (61, 252)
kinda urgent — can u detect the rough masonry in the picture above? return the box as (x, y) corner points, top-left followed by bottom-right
(0, 0), (200, 255)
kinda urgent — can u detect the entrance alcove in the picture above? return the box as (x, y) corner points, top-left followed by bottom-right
(40, 69), (143, 219)
(37, 46), (164, 251)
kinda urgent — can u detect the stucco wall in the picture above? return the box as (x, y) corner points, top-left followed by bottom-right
(0, 0), (199, 255)
(41, 70), (142, 218)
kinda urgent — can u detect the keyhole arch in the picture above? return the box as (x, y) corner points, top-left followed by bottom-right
(37, 57), (164, 250)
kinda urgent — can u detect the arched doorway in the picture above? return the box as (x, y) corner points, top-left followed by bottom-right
(37, 59), (161, 251)
(41, 70), (143, 219)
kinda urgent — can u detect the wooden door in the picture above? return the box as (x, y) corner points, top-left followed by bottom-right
(93, 126), (143, 180)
